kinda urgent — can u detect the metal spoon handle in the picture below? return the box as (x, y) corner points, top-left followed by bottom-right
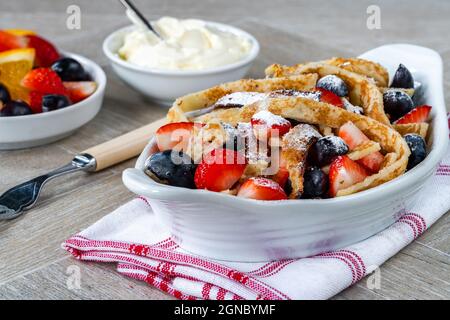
(119, 0), (162, 39)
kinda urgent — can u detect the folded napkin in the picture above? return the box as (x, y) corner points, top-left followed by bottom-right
(63, 123), (450, 300)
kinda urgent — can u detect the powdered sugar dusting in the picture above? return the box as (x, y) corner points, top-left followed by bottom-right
(252, 110), (289, 127)
(342, 97), (364, 115)
(282, 124), (322, 152)
(215, 92), (267, 108)
(319, 136), (349, 155)
(270, 89), (321, 101)
(237, 122), (270, 163)
(250, 177), (283, 190)
(214, 90), (321, 109)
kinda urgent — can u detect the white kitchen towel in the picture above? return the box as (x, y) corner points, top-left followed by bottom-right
(62, 123), (450, 300)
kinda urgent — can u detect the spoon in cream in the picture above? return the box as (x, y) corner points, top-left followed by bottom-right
(119, 0), (163, 39)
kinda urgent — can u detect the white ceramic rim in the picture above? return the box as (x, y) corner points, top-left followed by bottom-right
(102, 22), (260, 76)
(127, 44), (449, 210)
(0, 51), (107, 122)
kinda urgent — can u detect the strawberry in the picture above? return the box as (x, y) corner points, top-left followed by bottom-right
(156, 122), (197, 152)
(194, 148), (246, 191)
(26, 35), (60, 67)
(338, 121), (384, 172)
(21, 68), (66, 95)
(394, 105), (432, 124)
(63, 81), (96, 103)
(272, 167), (289, 188)
(251, 110), (291, 140)
(0, 30), (27, 52)
(329, 156), (369, 197)
(28, 91), (45, 113)
(316, 87), (343, 108)
(237, 177), (287, 200)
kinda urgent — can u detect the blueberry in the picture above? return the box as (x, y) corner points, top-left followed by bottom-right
(302, 167), (328, 198)
(51, 57), (91, 81)
(383, 90), (414, 121)
(404, 134), (427, 170)
(316, 75), (349, 97)
(310, 136), (349, 167)
(42, 95), (71, 112)
(146, 150), (197, 189)
(391, 64), (414, 89)
(0, 100), (32, 117)
(0, 83), (10, 103)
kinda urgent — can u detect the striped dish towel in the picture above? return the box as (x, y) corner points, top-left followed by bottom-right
(62, 133), (450, 300)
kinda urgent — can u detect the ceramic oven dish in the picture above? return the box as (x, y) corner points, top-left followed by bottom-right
(123, 44), (448, 262)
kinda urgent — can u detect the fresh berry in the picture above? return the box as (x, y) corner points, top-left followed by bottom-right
(0, 83), (10, 103)
(29, 91), (45, 113)
(0, 100), (32, 117)
(383, 89), (414, 121)
(251, 110), (291, 140)
(316, 75), (349, 97)
(316, 88), (344, 108)
(42, 94), (71, 112)
(338, 121), (384, 172)
(51, 57), (91, 81)
(390, 64), (414, 89)
(146, 150), (197, 189)
(156, 122), (197, 152)
(329, 155), (369, 197)
(394, 105), (432, 124)
(21, 68), (66, 95)
(303, 167), (328, 198)
(0, 31), (27, 52)
(404, 134), (427, 170)
(194, 148), (246, 192)
(272, 166), (289, 187)
(237, 177), (287, 200)
(26, 35), (60, 67)
(310, 136), (349, 167)
(63, 81), (96, 103)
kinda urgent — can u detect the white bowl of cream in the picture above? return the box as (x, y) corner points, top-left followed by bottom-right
(103, 17), (260, 106)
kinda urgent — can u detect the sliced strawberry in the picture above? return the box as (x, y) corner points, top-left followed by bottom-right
(394, 105), (432, 124)
(316, 87), (343, 108)
(251, 110), (291, 140)
(28, 91), (45, 113)
(21, 68), (66, 95)
(156, 122), (197, 152)
(26, 35), (60, 67)
(0, 30), (28, 52)
(329, 156), (369, 197)
(63, 81), (96, 103)
(237, 177), (287, 200)
(338, 121), (384, 172)
(272, 167), (289, 188)
(195, 148), (246, 192)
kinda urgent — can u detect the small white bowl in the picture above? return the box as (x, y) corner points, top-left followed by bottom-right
(123, 44), (448, 262)
(0, 52), (106, 150)
(103, 23), (260, 106)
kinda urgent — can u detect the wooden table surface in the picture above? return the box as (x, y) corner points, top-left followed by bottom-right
(0, 0), (449, 300)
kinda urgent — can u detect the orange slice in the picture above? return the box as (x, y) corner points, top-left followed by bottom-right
(0, 48), (35, 67)
(5, 29), (36, 36)
(0, 50), (35, 101)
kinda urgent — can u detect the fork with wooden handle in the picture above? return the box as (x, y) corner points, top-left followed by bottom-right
(0, 118), (167, 220)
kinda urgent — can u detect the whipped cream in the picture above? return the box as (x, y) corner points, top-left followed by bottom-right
(119, 16), (252, 71)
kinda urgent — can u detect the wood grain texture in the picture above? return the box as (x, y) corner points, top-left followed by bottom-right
(0, 0), (449, 300)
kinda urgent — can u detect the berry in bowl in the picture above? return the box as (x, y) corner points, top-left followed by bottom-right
(103, 16), (259, 106)
(0, 29), (106, 149)
(123, 44), (448, 262)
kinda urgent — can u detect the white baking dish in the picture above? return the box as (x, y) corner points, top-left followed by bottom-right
(123, 44), (448, 262)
